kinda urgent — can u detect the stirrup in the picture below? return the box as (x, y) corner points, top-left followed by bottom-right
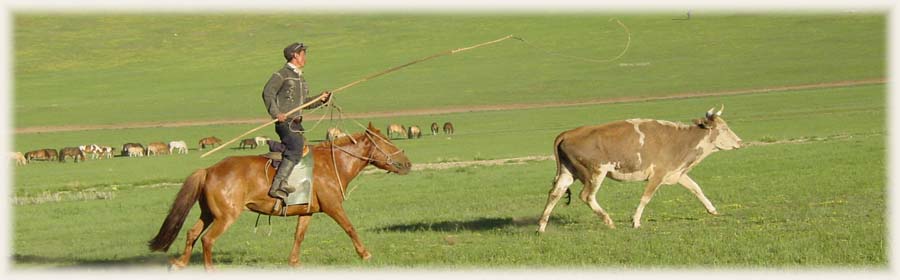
(271, 199), (287, 216)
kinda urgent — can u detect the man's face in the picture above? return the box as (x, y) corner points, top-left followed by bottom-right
(294, 50), (307, 68)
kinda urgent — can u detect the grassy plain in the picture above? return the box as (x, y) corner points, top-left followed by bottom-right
(10, 13), (887, 270)
(13, 13), (884, 127)
(12, 84), (886, 269)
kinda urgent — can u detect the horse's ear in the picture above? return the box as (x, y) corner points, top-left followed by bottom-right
(367, 122), (380, 133)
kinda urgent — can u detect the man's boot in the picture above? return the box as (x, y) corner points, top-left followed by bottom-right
(268, 158), (298, 201)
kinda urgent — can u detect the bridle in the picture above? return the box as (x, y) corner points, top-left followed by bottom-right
(325, 127), (406, 200)
(329, 129), (404, 168)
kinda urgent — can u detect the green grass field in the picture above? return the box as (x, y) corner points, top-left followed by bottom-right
(10, 12), (887, 270)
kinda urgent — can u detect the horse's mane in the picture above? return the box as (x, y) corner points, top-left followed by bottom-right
(314, 130), (376, 149)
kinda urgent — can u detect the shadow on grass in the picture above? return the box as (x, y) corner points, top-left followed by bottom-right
(13, 253), (171, 269)
(13, 251), (266, 270)
(373, 216), (575, 232)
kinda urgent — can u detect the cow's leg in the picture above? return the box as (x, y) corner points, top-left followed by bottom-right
(632, 176), (663, 228)
(677, 175), (719, 215)
(538, 168), (575, 233)
(288, 215), (313, 267)
(325, 206), (371, 260)
(580, 169), (615, 228)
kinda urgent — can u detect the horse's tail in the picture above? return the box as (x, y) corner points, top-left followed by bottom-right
(553, 133), (573, 206)
(148, 169), (207, 252)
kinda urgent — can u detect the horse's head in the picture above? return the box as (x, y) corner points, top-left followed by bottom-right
(364, 122), (412, 175)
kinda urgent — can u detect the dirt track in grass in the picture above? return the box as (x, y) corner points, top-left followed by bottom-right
(14, 78), (884, 134)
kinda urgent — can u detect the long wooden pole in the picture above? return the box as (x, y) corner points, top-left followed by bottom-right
(201, 34), (515, 158)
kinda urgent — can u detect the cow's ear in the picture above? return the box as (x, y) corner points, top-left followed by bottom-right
(693, 118), (708, 129)
(694, 118), (715, 129)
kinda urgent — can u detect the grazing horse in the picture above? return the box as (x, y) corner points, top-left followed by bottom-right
(128, 146), (145, 157)
(169, 141), (188, 154)
(59, 147), (85, 163)
(122, 143), (144, 157)
(26, 149), (58, 162)
(23, 150), (44, 162)
(79, 144), (102, 160)
(326, 127), (348, 141)
(239, 139), (258, 149)
(430, 122), (439, 135)
(443, 122), (455, 135)
(148, 123), (412, 271)
(407, 125), (422, 139)
(254, 136), (271, 146)
(386, 124), (406, 139)
(198, 137), (222, 150)
(11, 152), (26, 166)
(99, 146), (116, 159)
(147, 142), (170, 156)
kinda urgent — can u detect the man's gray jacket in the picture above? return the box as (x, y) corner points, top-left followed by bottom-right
(262, 64), (327, 120)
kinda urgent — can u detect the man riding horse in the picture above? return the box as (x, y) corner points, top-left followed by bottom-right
(262, 42), (332, 202)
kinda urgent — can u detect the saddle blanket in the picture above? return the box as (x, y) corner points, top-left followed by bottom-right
(263, 140), (314, 205)
(282, 153), (314, 206)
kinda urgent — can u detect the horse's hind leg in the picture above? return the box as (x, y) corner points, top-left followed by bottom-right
(199, 213), (237, 272)
(170, 210), (213, 270)
(325, 207), (371, 260)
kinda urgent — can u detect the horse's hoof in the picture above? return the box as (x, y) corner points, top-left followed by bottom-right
(361, 252), (372, 261)
(168, 263), (184, 272)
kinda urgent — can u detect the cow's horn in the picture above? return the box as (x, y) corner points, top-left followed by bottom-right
(716, 104), (724, 116)
(706, 107), (715, 118)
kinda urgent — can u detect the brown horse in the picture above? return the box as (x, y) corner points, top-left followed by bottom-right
(430, 122), (439, 135)
(148, 123), (412, 271)
(386, 123), (406, 139)
(198, 137), (222, 150)
(239, 138), (258, 149)
(24, 149), (57, 162)
(58, 147), (85, 163)
(443, 122), (455, 135)
(407, 125), (422, 139)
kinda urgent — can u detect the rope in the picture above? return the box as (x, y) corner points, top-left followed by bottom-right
(203, 24), (632, 159)
(513, 18), (631, 63)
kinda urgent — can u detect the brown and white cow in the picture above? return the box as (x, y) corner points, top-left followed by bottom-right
(537, 106), (742, 232)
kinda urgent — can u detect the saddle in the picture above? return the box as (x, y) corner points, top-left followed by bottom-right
(262, 140), (310, 169)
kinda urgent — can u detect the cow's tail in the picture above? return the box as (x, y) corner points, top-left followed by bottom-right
(148, 169), (207, 252)
(553, 134), (574, 206)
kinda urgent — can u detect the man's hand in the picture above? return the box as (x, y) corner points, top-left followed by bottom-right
(276, 113), (287, 122)
(321, 91), (332, 103)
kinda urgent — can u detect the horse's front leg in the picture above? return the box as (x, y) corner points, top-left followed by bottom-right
(289, 214), (314, 267)
(325, 207), (371, 260)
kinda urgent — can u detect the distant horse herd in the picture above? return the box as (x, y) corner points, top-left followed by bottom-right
(11, 122), (453, 166)
(385, 121), (454, 140)
(11, 136), (266, 166)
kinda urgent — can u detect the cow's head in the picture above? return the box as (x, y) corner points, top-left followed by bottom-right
(693, 105), (743, 150)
